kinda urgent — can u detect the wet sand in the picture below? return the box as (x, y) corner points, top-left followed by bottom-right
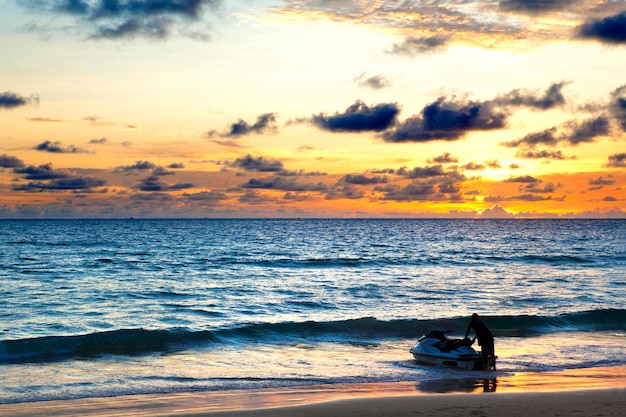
(1, 366), (624, 417)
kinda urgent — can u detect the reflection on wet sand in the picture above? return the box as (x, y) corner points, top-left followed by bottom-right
(415, 377), (498, 393)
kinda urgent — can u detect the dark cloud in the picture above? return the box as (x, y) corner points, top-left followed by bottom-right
(504, 128), (559, 148)
(564, 116), (610, 144)
(137, 175), (194, 192)
(354, 73), (391, 90)
(492, 193), (562, 202)
(606, 153), (626, 168)
(515, 149), (571, 160)
(504, 115), (610, 149)
(504, 175), (540, 183)
(578, 11), (626, 44)
(398, 164), (446, 179)
(18, 0), (221, 40)
(0, 91), (39, 109)
(499, 0), (580, 15)
(325, 184), (366, 200)
(241, 176), (327, 192)
(151, 166), (175, 176)
(494, 82), (569, 110)
(13, 176), (106, 191)
(485, 159), (502, 169)
(0, 154), (25, 168)
(312, 101), (400, 133)
(462, 162), (486, 170)
(14, 163), (69, 180)
(231, 155), (284, 172)
(114, 160), (157, 173)
(523, 181), (560, 193)
(238, 190), (277, 205)
(34, 140), (89, 154)
(376, 180), (465, 202)
(428, 153), (459, 164)
(338, 174), (387, 185)
(184, 190), (228, 202)
(371, 163), (466, 202)
(382, 96), (507, 143)
(589, 176), (615, 186)
(168, 162), (185, 169)
(376, 182), (437, 202)
(609, 85), (626, 130)
(208, 113), (279, 138)
(89, 138), (108, 144)
(387, 35), (450, 55)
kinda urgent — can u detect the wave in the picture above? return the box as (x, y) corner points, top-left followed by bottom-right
(2, 309), (623, 364)
(199, 253), (618, 269)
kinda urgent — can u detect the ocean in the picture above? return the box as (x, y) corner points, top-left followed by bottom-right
(0, 219), (624, 403)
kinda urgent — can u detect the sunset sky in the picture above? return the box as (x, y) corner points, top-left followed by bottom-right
(1, 0), (625, 218)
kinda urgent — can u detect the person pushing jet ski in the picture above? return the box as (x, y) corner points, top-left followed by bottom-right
(464, 313), (496, 369)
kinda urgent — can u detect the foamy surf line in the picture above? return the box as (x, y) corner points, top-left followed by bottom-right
(0, 366), (624, 417)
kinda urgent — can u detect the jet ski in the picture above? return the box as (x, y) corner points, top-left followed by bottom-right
(410, 330), (496, 371)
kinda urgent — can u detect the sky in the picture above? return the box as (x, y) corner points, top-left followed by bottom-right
(1, 0), (626, 219)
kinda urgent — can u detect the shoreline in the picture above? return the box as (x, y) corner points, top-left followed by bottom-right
(1, 365), (624, 417)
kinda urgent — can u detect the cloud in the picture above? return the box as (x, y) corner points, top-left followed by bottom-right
(238, 190), (278, 205)
(606, 153), (626, 168)
(398, 164), (446, 179)
(11, 161), (107, 193)
(338, 174), (387, 185)
(515, 149), (572, 160)
(89, 138), (108, 144)
(564, 116), (611, 144)
(523, 181), (560, 193)
(114, 160), (158, 173)
(387, 35), (451, 55)
(273, 0), (579, 52)
(18, 0), (221, 41)
(34, 140), (89, 154)
(231, 155), (284, 172)
(26, 117), (66, 123)
(183, 190), (228, 202)
(0, 154), (25, 168)
(136, 175), (194, 192)
(377, 182), (437, 202)
(504, 128), (558, 148)
(609, 85), (626, 130)
(207, 113), (279, 138)
(578, 11), (626, 44)
(504, 175), (540, 183)
(354, 73), (391, 90)
(499, 0), (581, 15)
(14, 163), (69, 180)
(462, 162), (486, 170)
(382, 96), (507, 143)
(311, 101), (400, 132)
(428, 153), (459, 164)
(0, 91), (39, 109)
(479, 204), (515, 218)
(241, 176), (327, 192)
(588, 176), (615, 186)
(494, 82), (569, 110)
(503, 115), (610, 149)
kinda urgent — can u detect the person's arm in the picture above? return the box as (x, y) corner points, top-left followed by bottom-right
(464, 322), (472, 339)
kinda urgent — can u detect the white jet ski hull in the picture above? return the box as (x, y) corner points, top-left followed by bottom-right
(410, 330), (496, 371)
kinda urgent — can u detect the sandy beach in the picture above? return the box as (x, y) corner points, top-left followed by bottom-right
(1, 366), (624, 417)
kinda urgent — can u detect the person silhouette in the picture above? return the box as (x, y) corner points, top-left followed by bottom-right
(464, 313), (495, 369)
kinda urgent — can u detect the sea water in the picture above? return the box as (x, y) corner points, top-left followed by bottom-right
(0, 219), (624, 403)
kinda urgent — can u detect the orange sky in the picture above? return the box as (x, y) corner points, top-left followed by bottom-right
(1, 0), (625, 218)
